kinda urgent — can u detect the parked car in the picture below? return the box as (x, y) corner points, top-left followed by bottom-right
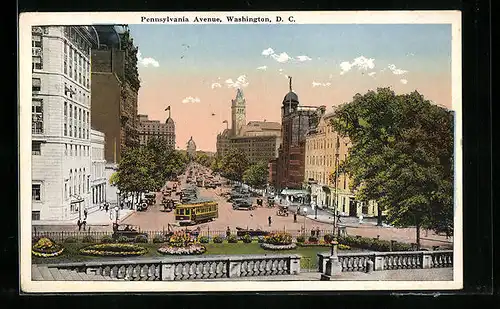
(112, 224), (148, 241)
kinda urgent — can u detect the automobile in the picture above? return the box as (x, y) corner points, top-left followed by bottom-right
(137, 200), (149, 211)
(232, 199), (255, 210)
(112, 224), (148, 241)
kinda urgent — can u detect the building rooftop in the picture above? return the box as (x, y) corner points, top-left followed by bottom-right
(245, 121), (281, 131)
(282, 91), (299, 105)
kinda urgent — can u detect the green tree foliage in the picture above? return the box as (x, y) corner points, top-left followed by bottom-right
(115, 138), (189, 195)
(330, 88), (454, 248)
(195, 152), (215, 168)
(242, 161), (269, 188)
(210, 156), (223, 173)
(109, 171), (119, 186)
(220, 147), (249, 181)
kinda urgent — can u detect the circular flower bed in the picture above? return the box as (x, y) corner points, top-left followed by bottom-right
(157, 231), (206, 255)
(157, 243), (206, 255)
(260, 232), (297, 250)
(32, 237), (64, 258)
(80, 243), (147, 257)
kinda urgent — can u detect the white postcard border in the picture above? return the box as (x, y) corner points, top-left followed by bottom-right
(19, 10), (463, 293)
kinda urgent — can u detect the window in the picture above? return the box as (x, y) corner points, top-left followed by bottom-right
(32, 142), (41, 155)
(32, 78), (41, 91)
(64, 183), (68, 199)
(32, 99), (43, 134)
(32, 184), (41, 201)
(185, 209), (190, 215)
(32, 211), (40, 221)
(32, 56), (42, 70)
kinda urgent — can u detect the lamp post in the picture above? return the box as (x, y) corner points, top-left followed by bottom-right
(114, 206), (119, 225)
(303, 207), (308, 232)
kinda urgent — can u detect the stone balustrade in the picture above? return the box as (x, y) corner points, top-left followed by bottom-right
(317, 250), (453, 273)
(42, 254), (301, 281)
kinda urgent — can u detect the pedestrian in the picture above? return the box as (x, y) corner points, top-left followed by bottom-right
(84, 209), (88, 220)
(316, 227), (320, 238)
(120, 201), (124, 210)
(226, 226), (231, 238)
(268, 216), (272, 227)
(82, 220), (87, 230)
(77, 219), (82, 231)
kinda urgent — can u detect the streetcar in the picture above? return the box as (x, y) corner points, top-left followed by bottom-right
(174, 199), (218, 226)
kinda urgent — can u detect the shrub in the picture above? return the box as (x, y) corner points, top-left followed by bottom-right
(296, 235), (305, 243)
(213, 236), (223, 243)
(308, 236), (318, 243)
(134, 235), (148, 243)
(168, 231), (194, 247)
(198, 236), (209, 243)
(227, 235), (238, 243)
(100, 235), (114, 243)
(153, 235), (166, 243)
(264, 232), (292, 245)
(117, 236), (129, 243)
(32, 237), (64, 258)
(242, 234), (252, 244)
(323, 234), (334, 243)
(64, 236), (78, 243)
(82, 235), (95, 243)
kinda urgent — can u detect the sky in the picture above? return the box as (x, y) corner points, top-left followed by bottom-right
(128, 24), (452, 152)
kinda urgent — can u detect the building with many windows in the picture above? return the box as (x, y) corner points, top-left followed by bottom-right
(31, 26), (97, 222)
(90, 129), (107, 209)
(186, 137), (197, 160)
(216, 89), (281, 164)
(90, 25), (141, 163)
(137, 114), (176, 148)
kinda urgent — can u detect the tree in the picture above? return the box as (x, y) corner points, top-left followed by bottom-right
(220, 147), (249, 181)
(330, 88), (454, 248)
(242, 161), (268, 188)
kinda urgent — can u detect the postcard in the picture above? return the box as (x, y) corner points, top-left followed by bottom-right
(19, 11), (462, 293)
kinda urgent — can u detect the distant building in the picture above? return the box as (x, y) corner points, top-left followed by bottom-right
(90, 129), (107, 209)
(273, 77), (323, 190)
(216, 90), (281, 164)
(186, 137), (197, 159)
(31, 26), (97, 222)
(137, 114), (176, 148)
(90, 25), (141, 163)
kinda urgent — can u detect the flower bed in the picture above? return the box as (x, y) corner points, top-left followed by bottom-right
(32, 237), (64, 258)
(79, 243), (147, 257)
(297, 241), (351, 250)
(157, 244), (206, 255)
(260, 232), (296, 251)
(157, 231), (206, 255)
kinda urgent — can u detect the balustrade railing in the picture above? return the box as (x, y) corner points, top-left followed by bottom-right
(42, 254), (301, 281)
(317, 250), (454, 273)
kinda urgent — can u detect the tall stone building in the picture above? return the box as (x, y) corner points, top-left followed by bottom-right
(216, 90), (281, 164)
(90, 25), (140, 163)
(273, 77), (323, 191)
(31, 26), (97, 222)
(137, 114), (176, 148)
(304, 110), (379, 217)
(90, 129), (107, 208)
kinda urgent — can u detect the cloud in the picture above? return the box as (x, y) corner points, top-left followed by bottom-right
(400, 79), (408, 84)
(256, 65), (267, 70)
(312, 81), (332, 87)
(261, 48), (275, 56)
(137, 50), (160, 68)
(261, 47), (311, 64)
(211, 83), (222, 89)
(340, 56), (375, 75)
(296, 55), (312, 62)
(182, 96), (201, 103)
(368, 72), (377, 77)
(388, 64), (408, 75)
(271, 52), (292, 63)
(225, 75), (249, 88)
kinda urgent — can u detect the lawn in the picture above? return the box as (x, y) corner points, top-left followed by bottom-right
(32, 242), (356, 270)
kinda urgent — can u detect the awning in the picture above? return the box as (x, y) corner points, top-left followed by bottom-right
(280, 189), (309, 196)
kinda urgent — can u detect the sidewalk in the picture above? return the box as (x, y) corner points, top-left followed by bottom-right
(33, 207), (135, 227)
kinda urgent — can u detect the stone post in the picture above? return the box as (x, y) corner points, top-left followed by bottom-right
(374, 255), (385, 271)
(325, 239), (342, 276)
(228, 260), (241, 278)
(161, 263), (176, 281)
(422, 252), (433, 269)
(290, 255), (301, 275)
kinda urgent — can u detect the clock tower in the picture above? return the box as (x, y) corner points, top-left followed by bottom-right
(231, 88), (246, 136)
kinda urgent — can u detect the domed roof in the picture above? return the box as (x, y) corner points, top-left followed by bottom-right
(165, 117), (175, 126)
(187, 136), (196, 148)
(283, 91), (299, 105)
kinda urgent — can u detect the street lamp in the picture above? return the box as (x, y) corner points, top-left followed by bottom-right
(303, 207), (308, 232)
(114, 206), (119, 224)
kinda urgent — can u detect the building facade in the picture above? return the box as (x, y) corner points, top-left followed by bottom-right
(90, 129), (107, 209)
(273, 78), (323, 190)
(31, 26), (97, 222)
(186, 137), (197, 159)
(137, 114), (176, 148)
(216, 90), (281, 164)
(90, 25), (140, 163)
